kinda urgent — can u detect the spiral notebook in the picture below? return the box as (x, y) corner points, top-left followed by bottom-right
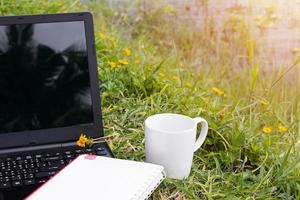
(26, 154), (166, 200)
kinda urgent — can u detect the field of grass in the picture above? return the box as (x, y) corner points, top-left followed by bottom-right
(3, 0), (300, 199)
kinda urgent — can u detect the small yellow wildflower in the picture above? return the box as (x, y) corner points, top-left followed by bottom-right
(108, 61), (118, 69)
(60, 6), (67, 12)
(262, 126), (273, 134)
(85, 138), (92, 146)
(172, 76), (179, 81)
(203, 97), (210, 104)
(119, 59), (128, 65)
(260, 99), (269, 106)
(134, 60), (140, 64)
(278, 124), (287, 133)
(159, 72), (166, 77)
(111, 41), (117, 48)
(76, 140), (85, 148)
(99, 33), (106, 39)
(290, 48), (300, 54)
(76, 133), (116, 149)
(124, 47), (131, 56)
(212, 87), (225, 96)
(76, 134), (89, 148)
(79, 134), (88, 143)
(285, 138), (292, 144)
(107, 37), (116, 48)
(185, 83), (192, 88)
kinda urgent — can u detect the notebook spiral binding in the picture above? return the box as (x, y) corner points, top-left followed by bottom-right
(132, 169), (166, 200)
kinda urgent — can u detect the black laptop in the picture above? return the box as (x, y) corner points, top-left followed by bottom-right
(0, 12), (114, 200)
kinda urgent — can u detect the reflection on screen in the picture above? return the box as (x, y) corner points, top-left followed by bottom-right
(0, 21), (93, 133)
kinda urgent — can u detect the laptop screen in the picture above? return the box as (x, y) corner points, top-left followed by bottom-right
(0, 21), (94, 134)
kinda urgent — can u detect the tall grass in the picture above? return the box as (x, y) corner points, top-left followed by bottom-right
(2, 0), (300, 199)
(91, 1), (300, 198)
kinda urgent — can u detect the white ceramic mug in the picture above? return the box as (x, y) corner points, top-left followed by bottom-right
(144, 113), (208, 180)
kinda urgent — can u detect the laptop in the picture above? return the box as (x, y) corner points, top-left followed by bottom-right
(0, 12), (114, 200)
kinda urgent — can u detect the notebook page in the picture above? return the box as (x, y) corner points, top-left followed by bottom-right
(26, 155), (165, 200)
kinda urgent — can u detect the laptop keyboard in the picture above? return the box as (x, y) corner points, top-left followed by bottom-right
(0, 145), (108, 189)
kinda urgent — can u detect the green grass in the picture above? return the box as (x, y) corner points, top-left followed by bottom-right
(3, 0), (300, 199)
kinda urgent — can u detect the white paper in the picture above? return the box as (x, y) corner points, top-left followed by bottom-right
(26, 155), (165, 200)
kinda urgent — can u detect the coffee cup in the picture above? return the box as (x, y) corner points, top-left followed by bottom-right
(144, 113), (208, 179)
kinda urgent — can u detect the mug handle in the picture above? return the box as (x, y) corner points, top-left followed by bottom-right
(193, 117), (208, 152)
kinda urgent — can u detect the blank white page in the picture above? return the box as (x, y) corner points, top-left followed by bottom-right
(26, 155), (165, 200)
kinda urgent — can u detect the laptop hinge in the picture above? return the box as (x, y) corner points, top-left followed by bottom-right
(0, 141), (76, 155)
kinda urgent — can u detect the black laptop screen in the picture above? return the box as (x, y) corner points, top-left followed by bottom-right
(0, 21), (94, 134)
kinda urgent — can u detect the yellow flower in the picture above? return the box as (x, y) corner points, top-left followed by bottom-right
(123, 47), (131, 56)
(76, 134), (89, 148)
(212, 87), (225, 96)
(290, 48), (300, 54)
(262, 126), (273, 134)
(134, 60), (140, 64)
(159, 72), (165, 77)
(102, 37), (117, 48)
(78, 134), (88, 143)
(76, 134), (93, 148)
(99, 33), (106, 39)
(76, 140), (85, 148)
(108, 61), (118, 69)
(111, 41), (117, 48)
(172, 76), (179, 81)
(285, 138), (292, 144)
(107, 37), (116, 48)
(260, 99), (269, 106)
(203, 96), (210, 104)
(85, 138), (92, 146)
(76, 133), (116, 149)
(278, 124), (287, 133)
(185, 82), (192, 88)
(118, 59), (128, 65)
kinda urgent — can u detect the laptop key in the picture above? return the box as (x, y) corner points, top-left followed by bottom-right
(40, 166), (61, 172)
(35, 154), (42, 159)
(45, 153), (52, 157)
(5, 157), (12, 162)
(0, 182), (10, 188)
(37, 179), (47, 184)
(85, 149), (94, 153)
(64, 154), (74, 159)
(48, 159), (65, 166)
(96, 151), (107, 156)
(25, 179), (35, 185)
(54, 152), (61, 156)
(1, 166), (10, 172)
(12, 180), (22, 187)
(2, 176), (9, 182)
(64, 151), (71, 155)
(15, 156), (22, 161)
(75, 149), (83, 154)
(24, 173), (34, 179)
(43, 156), (62, 162)
(35, 171), (56, 178)
(11, 175), (22, 181)
(96, 147), (104, 151)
